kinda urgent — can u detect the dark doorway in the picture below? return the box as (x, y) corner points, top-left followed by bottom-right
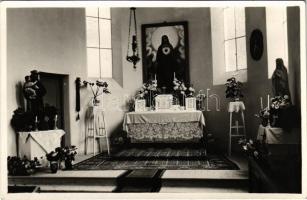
(40, 72), (67, 146)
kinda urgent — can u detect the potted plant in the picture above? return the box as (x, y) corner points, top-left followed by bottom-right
(7, 156), (41, 176)
(63, 146), (78, 170)
(83, 80), (110, 106)
(46, 150), (61, 173)
(225, 77), (243, 101)
(46, 145), (78, 172)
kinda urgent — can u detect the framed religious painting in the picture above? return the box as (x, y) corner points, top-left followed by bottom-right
(141, 21), (189, 92)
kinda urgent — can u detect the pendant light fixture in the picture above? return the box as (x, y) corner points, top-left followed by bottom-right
(126, 7), (140, 69)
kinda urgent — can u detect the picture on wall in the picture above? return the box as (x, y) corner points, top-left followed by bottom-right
(141, 21), (189, 92)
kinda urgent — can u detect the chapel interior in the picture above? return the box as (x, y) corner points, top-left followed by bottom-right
(4, 6), (302, 194)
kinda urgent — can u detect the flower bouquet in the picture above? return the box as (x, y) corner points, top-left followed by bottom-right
(225, 77), (243, 101)
(83, 80), (110, 106)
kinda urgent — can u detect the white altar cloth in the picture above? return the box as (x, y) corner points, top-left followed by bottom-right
(123, 110), (205, 132)
(18, 130), (65, 163)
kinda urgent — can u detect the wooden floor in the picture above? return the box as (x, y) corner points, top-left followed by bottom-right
(8, 153), (249, 193)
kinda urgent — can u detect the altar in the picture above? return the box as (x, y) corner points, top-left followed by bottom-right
(123, 110), (205, 143)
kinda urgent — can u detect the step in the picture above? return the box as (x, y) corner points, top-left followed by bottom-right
(160, 169), (249, 193)
(9, 169), (249, 193)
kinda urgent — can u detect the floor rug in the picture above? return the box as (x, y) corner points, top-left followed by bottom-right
(73, 147), (239, 170)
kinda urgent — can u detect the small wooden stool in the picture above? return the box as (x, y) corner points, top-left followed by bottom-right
(228, 101), (246, 156)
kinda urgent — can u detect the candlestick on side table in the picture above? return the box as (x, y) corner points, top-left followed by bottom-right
(54, 115), (58, 130)
(34, 116), (39, 131)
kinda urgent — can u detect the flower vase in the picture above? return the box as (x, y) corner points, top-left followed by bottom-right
(49, 161), (58, 173)
(65, 159), (73, 170)
(179, 93), (186, 108)
(93, 97), (100, 106)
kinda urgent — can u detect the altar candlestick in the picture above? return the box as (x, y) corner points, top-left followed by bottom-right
(260, 97), (263, 109)
(267, 94), (270, 110)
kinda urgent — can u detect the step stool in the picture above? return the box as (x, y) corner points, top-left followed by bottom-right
(228, 101), (246, 156)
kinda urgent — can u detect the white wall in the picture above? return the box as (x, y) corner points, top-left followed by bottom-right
(6, 8), (132, 155)
(7, 8), (87, 155)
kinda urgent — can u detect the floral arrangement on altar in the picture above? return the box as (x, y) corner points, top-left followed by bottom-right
(135, 79), (160, 107)
(173, 78), (187, 95)
(83, 80), (110, 106)
(172, 78), (195, 106)
(225, 77), (243, 101)
(255, 95), (291, 127)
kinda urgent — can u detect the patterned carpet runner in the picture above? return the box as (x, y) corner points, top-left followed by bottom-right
(73, 147), (239, 170)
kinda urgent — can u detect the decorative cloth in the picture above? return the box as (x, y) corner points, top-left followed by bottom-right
(256, 125), (299, 144)
(18, 129), (65, 153)
(123, 110), (205, 132)
(123, 110), (205, 143)
(228, 101), (245, 113)
(85, 106), (106, 136)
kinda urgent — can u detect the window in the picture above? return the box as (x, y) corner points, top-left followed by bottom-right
(211, 7), (247, 85)
(86, 7), (112, 78)
(266, 7), (288, 78)
(223, 7), (247, 72)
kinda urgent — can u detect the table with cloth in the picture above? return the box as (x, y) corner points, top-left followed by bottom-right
(123, 110), (205, 143)
(256, 125), (300, 156)
(18, 130), (65, 166)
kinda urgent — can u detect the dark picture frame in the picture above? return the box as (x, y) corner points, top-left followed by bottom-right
(141, 21), (189, 88)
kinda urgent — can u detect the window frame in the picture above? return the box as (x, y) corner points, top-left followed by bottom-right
(86, 7), (113, 78)
(223, 7), (247, 73)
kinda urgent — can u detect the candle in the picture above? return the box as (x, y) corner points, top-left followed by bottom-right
(154, 74), (157, 81)
(55, 114), (58, 121)
(260, 97), (263, 109)
(173, 72), (176, 80)
(267, 94), (270, 110)
(35, 116), (38, 122)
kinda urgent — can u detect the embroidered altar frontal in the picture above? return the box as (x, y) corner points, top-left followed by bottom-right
(123, 111), (205, 143)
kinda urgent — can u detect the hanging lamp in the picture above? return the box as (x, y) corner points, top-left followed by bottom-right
(126, 7), (140, 69)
